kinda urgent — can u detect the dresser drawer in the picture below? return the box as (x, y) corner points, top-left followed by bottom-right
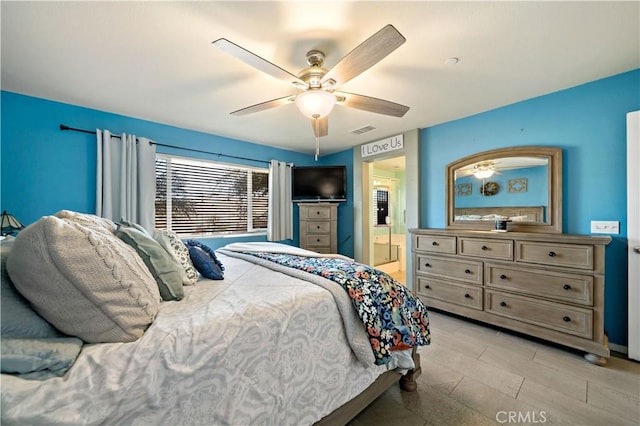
(415, 235), (457, 254)
(516, 241), (594, 270)
(302, 205), (333, 220)
(312, 246), (333, 254)
(486, 264), (593, 306)
(459, 238), (513, 260)
(486, 290), (593, 339)
(416, 255), (483, 285)
(305, 221), (331, 234)
(305, 234), (331, 247)
(417, 277), (482, 310)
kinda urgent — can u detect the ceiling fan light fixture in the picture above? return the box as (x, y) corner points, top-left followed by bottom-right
(295, 90), (336, 119)
(473, 169), (495, 179)
(472, 162), (496, 179)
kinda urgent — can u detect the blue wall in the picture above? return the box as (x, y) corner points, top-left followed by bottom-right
(420, 69), (640, 346)
(2, 68), (638, 346)
(0, 91), (322, 250)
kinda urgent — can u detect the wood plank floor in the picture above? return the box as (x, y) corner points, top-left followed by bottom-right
(349, 310), (640, 425)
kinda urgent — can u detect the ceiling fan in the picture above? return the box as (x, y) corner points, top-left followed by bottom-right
(212, 24), (410, 158)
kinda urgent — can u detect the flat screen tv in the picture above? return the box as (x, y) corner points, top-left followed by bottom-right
(292, 165), (347, 202)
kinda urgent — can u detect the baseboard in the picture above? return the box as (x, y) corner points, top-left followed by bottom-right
(609, 342), (628, 355)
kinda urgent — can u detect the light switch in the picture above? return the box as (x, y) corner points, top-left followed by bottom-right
(590, 221), (619, 234)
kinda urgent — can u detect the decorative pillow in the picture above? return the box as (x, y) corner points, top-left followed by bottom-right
(1, 337), (83, 380)
(1, 239), (61, 339)
(185, 240), (225, 280)
(119, 219), (148, 234)
(54, 210), (116, 234)
(115, 224), (185, 301)
(153, 229), (198, 285)
(7, 215), (161, 343)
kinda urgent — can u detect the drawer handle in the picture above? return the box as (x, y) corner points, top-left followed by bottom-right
(563, 284), (572, 290)
(481, 245), (488, 251)
(317, 225), (321, 229)
(424, 263), (431, 268)
(563, 316), (571, 322)
(464, 269), (472, 274)
(425, 285), (431, 289)
(316, 211), (321, 215)
(316, 238), (321, 242)
(432, 241), (439, 246)
(500, 301), (507, 307)
(499, 274), (507, 280)
(548, 251), (557, 257)
(464, 293), (471, 299)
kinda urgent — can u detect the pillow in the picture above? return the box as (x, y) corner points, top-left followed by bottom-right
(1, 238), (61, 339)
(7, 215), (161, 343)
(153, 229), (198, 285)
(1, 337), (83, 380)
(119, 219), (148, 234)
(185, 240), (225, 280)
(54, 210), (116, 234)
(115, 224), (185, 301)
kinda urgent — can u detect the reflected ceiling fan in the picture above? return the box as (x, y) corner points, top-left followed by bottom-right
(212, 24), (410, 158)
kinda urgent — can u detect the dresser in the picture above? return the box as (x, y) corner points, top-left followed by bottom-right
(298, 203), (338, 254)
(410, 229), (612, 363)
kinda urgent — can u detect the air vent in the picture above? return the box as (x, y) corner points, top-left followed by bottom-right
(351, 125), (376, 135)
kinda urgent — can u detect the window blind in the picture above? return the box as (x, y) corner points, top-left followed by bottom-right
(155, 155), (269, 236)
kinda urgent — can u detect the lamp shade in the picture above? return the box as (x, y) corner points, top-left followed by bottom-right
(295, 90), (336, 119)
(473, 170), (494, 179)
(1, 210), (25, 236)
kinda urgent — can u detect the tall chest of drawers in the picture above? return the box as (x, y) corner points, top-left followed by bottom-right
(298, 203), (338, 254)
(410, 229), (612, 363)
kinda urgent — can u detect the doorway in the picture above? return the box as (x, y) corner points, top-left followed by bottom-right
(369, 156), (406, 283)
(352, 129), (420, 290)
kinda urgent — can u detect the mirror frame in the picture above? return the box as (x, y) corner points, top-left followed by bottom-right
(446, 146), (563, 233)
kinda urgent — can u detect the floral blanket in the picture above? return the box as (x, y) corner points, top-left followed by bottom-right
(242, 252), (431, 366)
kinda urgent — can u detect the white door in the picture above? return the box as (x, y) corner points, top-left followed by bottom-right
(627, 111), (640, 361)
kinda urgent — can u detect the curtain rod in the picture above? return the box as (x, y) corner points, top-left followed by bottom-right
(59, 124), (271, 165)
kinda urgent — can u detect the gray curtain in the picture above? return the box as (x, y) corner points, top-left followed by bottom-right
(267, 160), (293, 241)
(96, 130), (156, 231)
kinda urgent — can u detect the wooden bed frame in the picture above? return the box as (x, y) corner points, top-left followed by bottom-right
(315, 347), (421, 425)
(455, 206), (544, 222)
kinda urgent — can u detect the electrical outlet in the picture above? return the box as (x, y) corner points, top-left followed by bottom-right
(590, 220), (620, 234)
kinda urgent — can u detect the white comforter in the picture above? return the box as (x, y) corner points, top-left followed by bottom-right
(1, 253), (393, 426)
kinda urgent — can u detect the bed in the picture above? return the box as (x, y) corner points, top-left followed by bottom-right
(454, 205), (545, 222)
(0, 212), (428, 425)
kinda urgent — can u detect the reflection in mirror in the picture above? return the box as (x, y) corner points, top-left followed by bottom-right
(455, 157), (549, 222)
(446, 147), (562, 233)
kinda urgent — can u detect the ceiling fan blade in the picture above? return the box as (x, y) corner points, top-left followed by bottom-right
(311, 116), (328, 138)
(335, 91), (409, 117)
(321, 24), (406, 89)
(230, 95), (296, 116)
(213, 38), (307, 88)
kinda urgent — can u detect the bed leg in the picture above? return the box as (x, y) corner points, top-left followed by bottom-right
(399, 349), (420, 392)
(400, 369), (417, 392)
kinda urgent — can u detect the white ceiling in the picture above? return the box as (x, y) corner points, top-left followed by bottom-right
(2, 1), (638, 157)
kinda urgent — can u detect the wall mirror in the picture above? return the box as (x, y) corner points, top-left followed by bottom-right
(446, 146), (562, 233)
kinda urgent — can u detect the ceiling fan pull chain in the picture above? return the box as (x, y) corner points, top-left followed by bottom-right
(314, 115), (320, 161)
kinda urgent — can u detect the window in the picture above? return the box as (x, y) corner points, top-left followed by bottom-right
(373, 188), (390, 226)
(155, 154), (269, 236)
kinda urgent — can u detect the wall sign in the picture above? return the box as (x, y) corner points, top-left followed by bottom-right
(361, 134), (403, 158)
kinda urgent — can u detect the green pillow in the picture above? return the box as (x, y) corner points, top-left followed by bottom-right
(115, 224), (185, 301)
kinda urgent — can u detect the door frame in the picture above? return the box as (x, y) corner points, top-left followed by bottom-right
(352, 129), (420, 290)
(627, 110), (639, 361)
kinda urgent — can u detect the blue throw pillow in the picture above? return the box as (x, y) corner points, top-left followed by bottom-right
(1, 239), (62, 339)
(185, 240), (224, 280)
